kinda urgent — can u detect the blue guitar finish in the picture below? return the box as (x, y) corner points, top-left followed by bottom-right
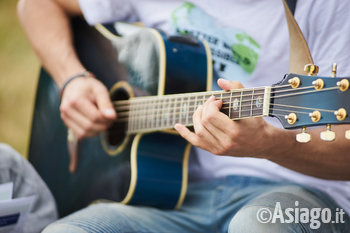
(271, 73), (350, 129)
(29, 18), (211, 216)
(128, 133), (190, 209)
(102, 25), (212, 209)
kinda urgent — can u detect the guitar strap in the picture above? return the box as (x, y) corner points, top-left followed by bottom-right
(286, 0), (297, 15)
(282, 0), (314, 74)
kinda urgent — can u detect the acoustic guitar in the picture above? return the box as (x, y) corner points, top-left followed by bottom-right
(28, 18), (350, 217)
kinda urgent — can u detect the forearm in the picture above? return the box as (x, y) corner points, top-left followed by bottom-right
(266, 124), (350, 180)
(17, 0), (84, 87)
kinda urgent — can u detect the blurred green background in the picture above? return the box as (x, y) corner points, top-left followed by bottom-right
(0, 0), (39, 157)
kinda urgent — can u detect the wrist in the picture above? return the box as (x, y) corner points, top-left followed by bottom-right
(59, 70), (95, 100)
(262, 125), (296, 160)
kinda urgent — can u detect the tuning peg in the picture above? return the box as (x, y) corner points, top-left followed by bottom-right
(331, 63), (337, 77)
(337, 79), (349, 92)
(296, 127), (312, 143)
(320, 124), (336, 142)
(346, 130), (350, 140)
(304, 64), (319, 76)
(334, 108), (347, 121)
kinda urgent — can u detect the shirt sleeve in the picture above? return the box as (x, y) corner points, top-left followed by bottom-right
(78, 0), (139, 25)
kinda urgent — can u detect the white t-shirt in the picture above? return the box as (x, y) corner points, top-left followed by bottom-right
(78, 0), (350, 213)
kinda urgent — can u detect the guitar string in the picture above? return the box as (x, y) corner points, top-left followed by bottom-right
(112, 84), (312, 106)
(113, 82), (340, 107)
(111, 107), (322, 134)
(108, 106), (337, 134)
(113, 86), (340, 119)
(112, 86), (302, 111)
(116, 108), (336, 124)
(116, 102), (337, 120)
(113, 105), (338, 129)
(121, 99), (341, 131)
(108, 85), (344, 131)
(112, 85), (339, 112)
(114, 95), (338, 119)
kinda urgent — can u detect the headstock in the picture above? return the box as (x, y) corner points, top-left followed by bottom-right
(270, 64), (350, 143)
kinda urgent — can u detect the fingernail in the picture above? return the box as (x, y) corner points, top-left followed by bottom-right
(104, 109), (115, 116)
(209, 95), (216, 101)
(174, 124), (183, 131)
(197, 105), (203, 110)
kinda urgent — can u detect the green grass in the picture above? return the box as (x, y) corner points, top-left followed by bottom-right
(0, 0), (39, 157)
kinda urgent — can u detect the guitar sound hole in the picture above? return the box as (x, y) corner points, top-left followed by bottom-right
(107, 87), (130, 146)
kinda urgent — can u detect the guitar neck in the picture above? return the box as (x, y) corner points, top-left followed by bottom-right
(114, 87), (272, 134)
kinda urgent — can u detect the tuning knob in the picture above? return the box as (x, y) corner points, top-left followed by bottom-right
(296, 127), (312, 143)
(304, 64), (319, 76)
(320, 124), (336, 142)
(346, 130), (350, 140)
(331, 63), (337, 78)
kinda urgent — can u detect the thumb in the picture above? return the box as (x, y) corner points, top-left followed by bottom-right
(93, 83), (117, 119)
(217, 78), (244, 91)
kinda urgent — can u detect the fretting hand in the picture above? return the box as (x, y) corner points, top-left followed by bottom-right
(175, 79), (278, 158)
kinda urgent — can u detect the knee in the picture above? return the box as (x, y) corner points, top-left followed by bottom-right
(228, 205), (303, 233)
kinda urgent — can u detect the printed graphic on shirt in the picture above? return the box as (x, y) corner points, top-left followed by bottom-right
(171, 2), (260, 90)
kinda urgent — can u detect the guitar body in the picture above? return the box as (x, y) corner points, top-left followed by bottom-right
(29, 18), (212, 216)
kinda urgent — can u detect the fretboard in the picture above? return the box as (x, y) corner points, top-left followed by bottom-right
(115, 87), (271, 134)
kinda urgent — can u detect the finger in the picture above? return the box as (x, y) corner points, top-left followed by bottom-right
(203, 99), (237, 136)
(92, 83), (117, 120)
(174, 124), (200, 147)
(62, 117), (86, 139)
(75, 98), (113, 125)
(192, 105), (218, 147)
(62, 108), (108, 137)
(217, 78), (244, 91)
(201, 97), (231, 139)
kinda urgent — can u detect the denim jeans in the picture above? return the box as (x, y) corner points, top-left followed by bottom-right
(43, 175), (350, 233)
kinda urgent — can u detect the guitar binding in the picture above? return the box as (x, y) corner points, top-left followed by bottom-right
(101, 81), (134, 156)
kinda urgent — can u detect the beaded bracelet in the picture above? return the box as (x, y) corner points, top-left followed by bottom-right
(59, 71), (94, 100)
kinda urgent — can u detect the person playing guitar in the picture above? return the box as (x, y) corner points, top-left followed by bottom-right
(18, 0), (350, 232)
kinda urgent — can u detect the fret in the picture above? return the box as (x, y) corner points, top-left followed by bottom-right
(220, 91), (230, 117)
(185, 97), (190, 125)
(179, 96), (184, 124)
(242, 89), (254, 118)
(194, 95), (198, 110)
(161, 97), (166, 128)
(252, 89), (265, 117)
(172, 97), (177, 126)
(144, 100), (148, 129)
(138, 100), (143, 131)
(166, 97), (171, 128)
(156, 99), (162, 129)
(139, 100), (143, 130)
(189, 95), (196, 124)
(146, 100), (152, 129)
(129, 101), (135, 133)
(250, 88), (255, 117)
(151, 99), (156, 129)
(135, 101), (140, 131)
(238, 90), (243, 118)
(229, 91), (233, 118)
(127, 102), (132, 133)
